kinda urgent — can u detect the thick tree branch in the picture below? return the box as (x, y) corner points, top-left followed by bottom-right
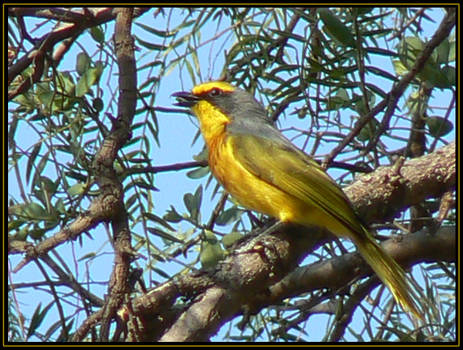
(97, 8), (137, 342)
(266, 225), (455, 306)
(118, 142), (455, 342)
(346, 141), (455, 224)
(269, 225), (455, 341)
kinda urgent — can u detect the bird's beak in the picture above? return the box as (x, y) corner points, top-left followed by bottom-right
(172, 91), (199, 107)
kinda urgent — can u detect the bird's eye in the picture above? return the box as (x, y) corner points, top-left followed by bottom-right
(209, 88), (222, 97)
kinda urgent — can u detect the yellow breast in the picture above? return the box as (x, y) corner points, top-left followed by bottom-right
(208, 135), (304, 222)
(192, 99), (327, 225)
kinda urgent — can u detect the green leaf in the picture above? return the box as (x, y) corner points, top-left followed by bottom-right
(138, 75), (160, 91)
(400, 37), (425, 59)
(365, 66), (398, 82)
(75, 66), (103, 97)
(397, 36), (453, 88)
(365, 47), (398, 57)
(426, 116), (453, 138)
(29, 227), (47, 240)
(392, 59), (408, 76)
(67, 183), (86, 197)
(147, 227), (184, 244)
(193, 147), (209, 162)
(23, 202), (48, 219)
(39, 176), (58, 195)
(194, 185), (203, 206)
(426, 69), (451, 89)
(399, 37), (428, 71)
(55, 198), (66, 215)
(26, 302), (53, 339)
(215, 207), (242, 226)
(142, 212), (175, 231)
(10, 221), (29, 241)
(90, 26), (105, 43)
(417, 62), (450, 88)
(183, 186), (202, 221)
(434, 38), (450, 65)
(26, 303), (43, 339)
(78, 252), (97, 261)
(12, 225), (29, 241)
(55, 71), (76, 95)
(200, 230), (225, 269)
(135, 36), (167, 51)
(448, 39), (456, 61)
(125, 193), (138, 211)
(8, 218), (25, 232)
(26, 143), (42, 185)
(36, 84), (54, 113)
(186, 166), (210, 179)
(151, 266), (171, 279)
(356, 118), (379, 142)
(183, 193), (195, 219)
(318, 9), (356, 47)
(326, 88), (351, 110)
(441, 66), (456, 86)
(135, 22), (177, 37)
(365, 83), (388, 99)
(164, 206), (183, 223)
(76, 52), (91, 76)
(354, 90), (376, 116)
(130, 177), (158, 191)
(221, 231), (243, 248)
(184, 57), (196, 84)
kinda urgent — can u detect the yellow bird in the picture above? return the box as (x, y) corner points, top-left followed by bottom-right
(173, 81), (422, 319)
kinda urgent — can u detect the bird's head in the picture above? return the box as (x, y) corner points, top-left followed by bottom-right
(172, 81), (268, 125)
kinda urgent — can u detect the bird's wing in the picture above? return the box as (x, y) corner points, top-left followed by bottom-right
(229, 132), (364, 234)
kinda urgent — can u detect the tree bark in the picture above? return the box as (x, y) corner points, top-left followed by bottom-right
(118, 141), (455, 342)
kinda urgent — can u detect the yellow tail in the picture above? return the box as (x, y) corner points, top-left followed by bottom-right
(355, 234), (423, 320)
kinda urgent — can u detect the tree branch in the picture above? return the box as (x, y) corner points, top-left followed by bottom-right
(147, 142), (454, 341)
(345, 141), (455, 224)
(7, 7), (150, 100)
(265, 225), (455, 306)
(324, 8), (456, 165)
(10, 194), (119, 272)
(97, 7), (137, 342)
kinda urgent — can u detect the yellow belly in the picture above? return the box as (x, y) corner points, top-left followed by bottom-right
(209, 135), (345, 233)
(194, 98), (354, 237)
